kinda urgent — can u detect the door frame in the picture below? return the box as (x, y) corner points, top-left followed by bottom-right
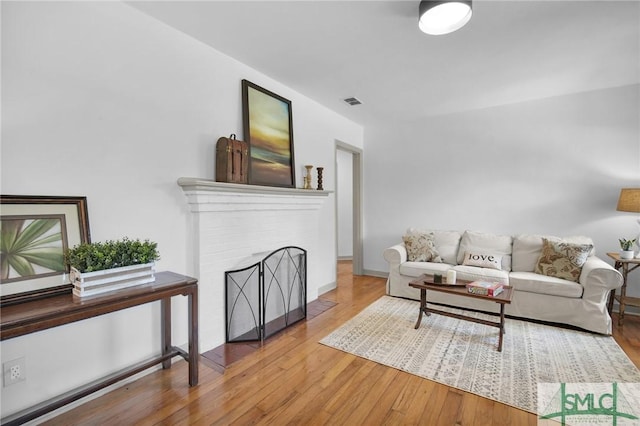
(335, 140), (363, 275)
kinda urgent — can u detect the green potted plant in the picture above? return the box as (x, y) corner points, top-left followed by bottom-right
(619, 238), (636, 260)
(65, 237), (160, 297)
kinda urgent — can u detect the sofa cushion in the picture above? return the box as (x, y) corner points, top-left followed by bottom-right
(512, 234), (545, 272)
(452, 265), (509, 284)
(534, 238), (593, 282)
(407, 229), (461, 265)
(462, 251), (503, 270)
(400, 261), (452, 278)
(456, 231), (513, 271)
(509, 271), (583, 298)
(512, 234), (596, 272)
(402, 233), (442, 262)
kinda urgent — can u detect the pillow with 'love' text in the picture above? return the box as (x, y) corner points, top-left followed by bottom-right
(462, 252), (503, 270)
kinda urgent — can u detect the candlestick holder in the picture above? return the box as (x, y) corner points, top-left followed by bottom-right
(304, 165), (313, 189)
(317, 167), (324, 191)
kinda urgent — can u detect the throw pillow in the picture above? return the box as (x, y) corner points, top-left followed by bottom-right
(402, 233), (443, 263)
(462, 252), (503, 270)
(534, 238), (593, 282)
(406, 229), (461, 265)
(456, 231), (513, 271)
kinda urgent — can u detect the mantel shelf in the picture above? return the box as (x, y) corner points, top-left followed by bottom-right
(177, 178), (331, 213)
(177, 178), (332, 197)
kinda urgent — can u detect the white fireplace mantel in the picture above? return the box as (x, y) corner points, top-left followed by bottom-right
(177, 177), (331, 212)
(177, 177), (333, 350)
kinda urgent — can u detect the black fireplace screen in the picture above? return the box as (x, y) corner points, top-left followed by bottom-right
(225, 246), (307, 343)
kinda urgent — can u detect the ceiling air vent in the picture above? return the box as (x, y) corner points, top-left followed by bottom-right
(343, 97), (362, 106)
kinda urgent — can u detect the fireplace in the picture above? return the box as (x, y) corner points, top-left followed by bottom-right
(225, 246), (307, 342)
(178, 178), (330, 351)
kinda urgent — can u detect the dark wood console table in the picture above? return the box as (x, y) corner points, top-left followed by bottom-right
(0, 271), (198, 426)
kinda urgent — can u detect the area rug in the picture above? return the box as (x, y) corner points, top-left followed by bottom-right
(319, 296), (640, 413)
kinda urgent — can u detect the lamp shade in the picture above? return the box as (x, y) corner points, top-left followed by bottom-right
(616, 188), (640, 213)
(419, 0), (473, 35)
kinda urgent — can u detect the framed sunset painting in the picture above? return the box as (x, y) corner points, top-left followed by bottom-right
(242, 80), (296, 188)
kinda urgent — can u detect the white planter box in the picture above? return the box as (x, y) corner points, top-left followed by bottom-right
(71, 262), (156, 298)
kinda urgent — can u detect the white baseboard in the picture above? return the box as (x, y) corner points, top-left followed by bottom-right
(362, 269), (388, 278)
(318, 281), (336, 295)
(338, 256), (353, 261)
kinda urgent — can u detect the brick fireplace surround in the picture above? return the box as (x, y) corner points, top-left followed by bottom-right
(178, 178), (330, 351)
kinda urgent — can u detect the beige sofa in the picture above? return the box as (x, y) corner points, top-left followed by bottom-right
(383, 229), (623, 334)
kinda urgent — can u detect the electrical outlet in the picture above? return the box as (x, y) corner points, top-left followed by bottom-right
(3, 357), (26, 386)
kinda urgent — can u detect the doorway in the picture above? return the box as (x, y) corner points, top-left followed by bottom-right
(335, 141), (363, 276)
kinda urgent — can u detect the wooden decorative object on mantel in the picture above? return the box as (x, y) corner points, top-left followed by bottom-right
(215, 134), (249, 184)
(304, 165), (313, 189)
(316, 167), (324, 191)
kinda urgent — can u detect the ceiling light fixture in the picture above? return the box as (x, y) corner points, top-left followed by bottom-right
(419, 0), (472, 36)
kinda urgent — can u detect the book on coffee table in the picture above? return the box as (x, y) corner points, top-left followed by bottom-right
(466, 281), (504, 297)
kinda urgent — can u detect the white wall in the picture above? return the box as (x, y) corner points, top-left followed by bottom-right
(337, 149), (353, 258)
(364, 84), (640, 295)
(2, 0), (637, 419)
(0, 1), (363, 417)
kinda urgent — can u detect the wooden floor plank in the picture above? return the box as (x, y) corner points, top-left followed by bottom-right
(419, 382), (453, 424)
(360, 369), (411, 424)
(399, 376), (438, 424)
(38, 261), (639, 426)
(273, 355), (365, 425)
(472, 397), (496, 426)
(490, 400), (512, 426)
(457, 391), (480, 426)
(331, 363), (399, 424)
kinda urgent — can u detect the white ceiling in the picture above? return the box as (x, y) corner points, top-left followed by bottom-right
(128, 1), (640, 127)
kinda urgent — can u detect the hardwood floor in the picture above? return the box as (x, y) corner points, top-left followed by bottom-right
(43, 261), (640, 425)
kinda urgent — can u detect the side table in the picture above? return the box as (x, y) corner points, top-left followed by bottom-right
(607, 252), (640, 325)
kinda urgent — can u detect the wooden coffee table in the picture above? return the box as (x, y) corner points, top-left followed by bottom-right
(409, 274), (513, 351)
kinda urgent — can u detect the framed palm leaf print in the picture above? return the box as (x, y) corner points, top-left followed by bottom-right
(0, 195), (91, 305)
